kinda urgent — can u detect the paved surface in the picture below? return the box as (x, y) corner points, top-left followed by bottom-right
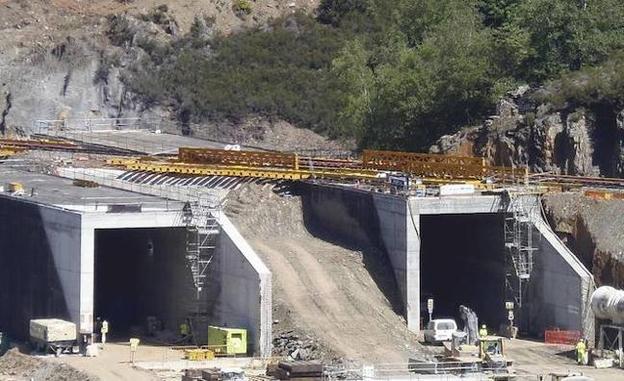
(505, 339), (623, 380)
(0, 167), (181, 211)
(55, 131), (234, 155)
(47, 343), (268, 381)
(45, 342), (173, 380)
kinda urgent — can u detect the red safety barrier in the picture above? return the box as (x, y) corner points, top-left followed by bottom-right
(544, 329), (582, 345)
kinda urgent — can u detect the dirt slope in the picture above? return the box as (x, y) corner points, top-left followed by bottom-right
(0, 348), (96, 381)
(226, 184), (421, 363)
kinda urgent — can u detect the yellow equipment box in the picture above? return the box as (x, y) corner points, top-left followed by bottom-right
(207, 326), (247, 356)
(8, 182), (24, 193)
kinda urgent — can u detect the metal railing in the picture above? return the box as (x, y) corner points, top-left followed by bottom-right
(32, 117), (160, 134)
(323, 361), (544, 381)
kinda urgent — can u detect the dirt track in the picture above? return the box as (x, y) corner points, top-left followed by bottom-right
(226, 184), (421, 363)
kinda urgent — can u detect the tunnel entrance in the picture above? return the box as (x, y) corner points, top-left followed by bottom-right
(420, 213), (507, 331)
(94, 227), (197, 340)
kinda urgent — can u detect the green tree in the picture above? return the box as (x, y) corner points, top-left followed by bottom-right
(331, 39), (374, 140)
(317, 0), (369, 26)
(495, 0), (624, 81)
(477, 0), (520, 27)
(359, 5), (496, 150)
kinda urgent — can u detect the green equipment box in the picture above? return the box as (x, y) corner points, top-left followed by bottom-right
(207, 326), (247, 356)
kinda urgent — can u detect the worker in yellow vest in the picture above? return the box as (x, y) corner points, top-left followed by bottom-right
(576, 338), (586, 365)
(479, 324), (488, 337)
(180, 321), (190, 342)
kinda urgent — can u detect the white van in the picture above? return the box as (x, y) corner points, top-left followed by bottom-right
(424, 319), (458, 343)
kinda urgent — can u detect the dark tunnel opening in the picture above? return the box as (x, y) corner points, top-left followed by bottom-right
(94, 227), (197, 340)
(420, 213), (507, 331)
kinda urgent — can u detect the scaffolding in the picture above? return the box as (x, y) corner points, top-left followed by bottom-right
(503, 191), (538, 309)
(181, 193), (222, 299)
(598, 324), (624, 367)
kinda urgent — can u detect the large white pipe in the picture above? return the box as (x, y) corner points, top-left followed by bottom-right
(590, 286), (624, 324)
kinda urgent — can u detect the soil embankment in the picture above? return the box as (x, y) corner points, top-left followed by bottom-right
(226, 184), (421, 363)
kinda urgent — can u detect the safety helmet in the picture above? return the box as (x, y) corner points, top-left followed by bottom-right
(481, 325), (486, 328)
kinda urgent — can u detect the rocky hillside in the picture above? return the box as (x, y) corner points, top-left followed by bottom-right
(430, 86), (624, 178)
(429, 85), (624, 287)
(543, 193), (624, 288)
(0, 0), (320, 140)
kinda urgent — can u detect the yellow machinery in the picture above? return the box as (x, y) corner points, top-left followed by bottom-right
(442, 335), (513, 377)
(478, 336), (506, 359)
(184, 348), (215, 361)
(8, 182), (24, 194)
(207, 326), (247, 356)
(0, 147), (23, 158)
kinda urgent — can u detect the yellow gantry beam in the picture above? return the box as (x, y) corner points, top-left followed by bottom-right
(0, 147), (26, 158)
(110, 158), (381, 181)
(107, 148), (530, 184)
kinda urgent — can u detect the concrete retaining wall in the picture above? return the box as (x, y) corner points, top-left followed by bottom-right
(529, 217), (595, 339)
(373, 196), (420, 331)
(214, 213), (272, 357)
(299, 184), (419, 331)
(0, 195), (81, 339)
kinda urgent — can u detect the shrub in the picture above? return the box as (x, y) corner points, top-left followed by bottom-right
(232, 0), (253, 16)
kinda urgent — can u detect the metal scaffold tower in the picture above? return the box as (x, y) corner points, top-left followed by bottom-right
(504, 191), (538, 308)
(182, 193), (222, 299)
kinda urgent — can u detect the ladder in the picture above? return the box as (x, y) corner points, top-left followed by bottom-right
(504, 191), (538, 308)
(182, 193), (221, 299)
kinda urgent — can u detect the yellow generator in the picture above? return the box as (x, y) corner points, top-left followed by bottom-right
(207, 326), (247, 356)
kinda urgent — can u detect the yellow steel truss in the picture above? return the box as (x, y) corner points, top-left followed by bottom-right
(108, 148), (529, 184)
(112, 159), (381, 181)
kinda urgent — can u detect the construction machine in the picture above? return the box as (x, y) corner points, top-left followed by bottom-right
(441, 334), (514, 379)
(30, 319), (77, 356)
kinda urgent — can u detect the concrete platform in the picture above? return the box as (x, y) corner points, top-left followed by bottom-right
(0, 167), (181, 212)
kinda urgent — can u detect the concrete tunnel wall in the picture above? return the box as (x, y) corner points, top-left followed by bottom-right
(299, 184), (595, 338)
(298, 183), (419, 331)
(0, 195), (81, 339)
(527, 217), (595, 339)
(0, 192), (273, 354)
(214, 213), (272, 357)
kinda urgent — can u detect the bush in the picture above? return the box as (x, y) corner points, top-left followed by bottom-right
(107, 15), (134, 46)
(232, 0), (253, 16)
(128, 13), (347, 135)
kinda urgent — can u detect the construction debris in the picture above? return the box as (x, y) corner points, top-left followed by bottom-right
(182, 367), (244, 381)
(272, 331), (321, 361)
(0, 348), (96, 381)
(267, 361), (323, 380)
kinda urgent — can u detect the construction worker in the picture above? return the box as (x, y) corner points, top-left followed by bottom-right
(180, 320), (190, 341)
(101, 320), (109, 348)
(576, 338), (586, 365)
(479, 324), (488, 337)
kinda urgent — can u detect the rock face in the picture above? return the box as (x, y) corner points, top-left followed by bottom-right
(0, 21), (166, 134)
(0, 1), (321, 136)
(429, 87), (624, 177)
(543, 193), (624, 288)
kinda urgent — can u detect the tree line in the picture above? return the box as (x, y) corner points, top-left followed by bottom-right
(126, 0), (624, 151)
